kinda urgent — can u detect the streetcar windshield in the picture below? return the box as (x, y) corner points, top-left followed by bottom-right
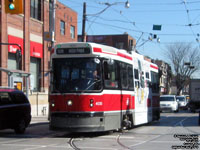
(51, 58), (102, 93)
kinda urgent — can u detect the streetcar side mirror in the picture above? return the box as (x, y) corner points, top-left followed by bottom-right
(106, 58), (114, 65)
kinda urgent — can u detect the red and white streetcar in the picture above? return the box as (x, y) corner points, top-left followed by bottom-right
(49, 42), (160, 132)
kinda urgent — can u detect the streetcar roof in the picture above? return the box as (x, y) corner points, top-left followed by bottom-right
(53, 42), (158, 71)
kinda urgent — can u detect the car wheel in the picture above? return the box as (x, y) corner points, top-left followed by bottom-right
(14, 119), (26, 134)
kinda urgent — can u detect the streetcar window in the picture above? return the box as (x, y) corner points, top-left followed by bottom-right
(146, 72), (149, 79)
(71, 68), (79, 80)
(52, 58), (102, 93)
(134, 69), (139, 79)
(128, 65), (134, 90)
(141, 76), (145, 88)
(121, 63), (128, 89)
(151, 71), (159, 93)
(103, 61), (118, 89)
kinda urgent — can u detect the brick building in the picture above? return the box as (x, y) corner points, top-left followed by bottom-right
(154, 60), (172, 95)
(78, 33), (136, 52)
(0, 0), (77, 116)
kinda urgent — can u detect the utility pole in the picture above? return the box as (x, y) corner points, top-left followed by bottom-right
(50, 0), (56, 49)
(82, 2), (86, 42)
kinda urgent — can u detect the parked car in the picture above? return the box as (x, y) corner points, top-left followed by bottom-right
(160, 95), (179, 112)
(176, 96), (188, 110)
(0, 88), (31, 134)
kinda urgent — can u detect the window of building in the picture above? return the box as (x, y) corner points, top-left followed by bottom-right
(30, 0), (42, 21)
(60, 20), (65, 35)
(116, 42), (124, 49)
(70, 25), (75, 39)
(30, 57), (41, 92)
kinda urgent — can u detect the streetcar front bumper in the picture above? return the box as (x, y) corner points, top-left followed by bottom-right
(49, 112), (105, 132)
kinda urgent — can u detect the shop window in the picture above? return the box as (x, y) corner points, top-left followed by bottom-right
(30, 57), (41, 92)
(30, 0), (42, 21)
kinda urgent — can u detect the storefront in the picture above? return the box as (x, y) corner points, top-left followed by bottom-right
(30, 34), (43, 92)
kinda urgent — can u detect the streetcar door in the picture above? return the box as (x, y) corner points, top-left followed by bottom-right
(119, 63), (134, 128)
(103, 59), (121, 129)
(134, 60), (148, 125)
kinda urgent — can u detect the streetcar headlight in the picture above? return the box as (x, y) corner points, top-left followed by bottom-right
(67, 100), (73, 106)
(90, 99), (94, 108)
(51, 100), (55, 107)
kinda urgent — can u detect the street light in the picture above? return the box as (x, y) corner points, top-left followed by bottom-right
(100, 0), (130, 9)
(125, 0), (130, 8)
(81, 1), (130, 42)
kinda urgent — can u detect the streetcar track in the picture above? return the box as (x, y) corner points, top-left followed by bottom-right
(129, 115), (197, 148)
(67, 113), (199, 150)
(116, 131), (132, 150)
(69, 138), (81, 150)
(178, 116), (200, 134)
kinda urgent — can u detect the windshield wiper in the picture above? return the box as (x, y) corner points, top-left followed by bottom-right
(81, 79), (101, 94)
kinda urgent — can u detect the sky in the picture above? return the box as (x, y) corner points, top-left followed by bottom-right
(59, 0), (200, 63)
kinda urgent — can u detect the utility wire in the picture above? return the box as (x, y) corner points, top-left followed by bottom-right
(87, 20), (197, 36)
(181, 0), (200, 47)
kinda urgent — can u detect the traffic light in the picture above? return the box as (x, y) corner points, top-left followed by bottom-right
(5, 0), (23, 14)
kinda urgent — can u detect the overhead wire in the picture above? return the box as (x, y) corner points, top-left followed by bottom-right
(61, 0), (200, 46)
(181, 0), (200, 47)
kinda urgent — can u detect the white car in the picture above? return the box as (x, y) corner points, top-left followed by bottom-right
(160, 95), (179, 112)
(176, 96), (187, 109)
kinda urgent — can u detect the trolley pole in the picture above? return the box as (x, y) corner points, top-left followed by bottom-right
(82, 2), (86, 42)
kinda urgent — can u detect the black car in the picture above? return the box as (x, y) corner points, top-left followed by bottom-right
(0, 88), (31, 134)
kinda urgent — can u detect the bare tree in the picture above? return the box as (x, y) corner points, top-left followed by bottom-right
(165, 42), (200, 95)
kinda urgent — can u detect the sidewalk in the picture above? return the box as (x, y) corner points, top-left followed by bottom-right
(31, 116), (49, 124)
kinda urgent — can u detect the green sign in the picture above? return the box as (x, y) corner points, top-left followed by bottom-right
(153, 25), (162, 31)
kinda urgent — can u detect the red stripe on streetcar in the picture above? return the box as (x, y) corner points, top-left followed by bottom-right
(150, 64), (158, 70)
(93, 47), (102, 52)
(117, 52), (133, 60)
(93, 47), (132, 61)
(50, 94), (135, 112)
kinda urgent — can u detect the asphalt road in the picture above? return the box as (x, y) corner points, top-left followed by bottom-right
(0, 110), (199, 150)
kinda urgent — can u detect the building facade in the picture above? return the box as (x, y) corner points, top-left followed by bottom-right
(0, 0), (77, 116)
(154, 60), (172, 95)
(78, 33), (136, 52)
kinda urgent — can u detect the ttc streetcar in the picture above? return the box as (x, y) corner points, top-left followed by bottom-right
(49, 42), (160, 132)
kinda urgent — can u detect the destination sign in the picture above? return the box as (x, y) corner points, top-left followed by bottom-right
(56, 48), (90, 54)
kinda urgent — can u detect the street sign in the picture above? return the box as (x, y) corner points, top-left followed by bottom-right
(153, 25), (162, 31)
(44, 32), (52, 41)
